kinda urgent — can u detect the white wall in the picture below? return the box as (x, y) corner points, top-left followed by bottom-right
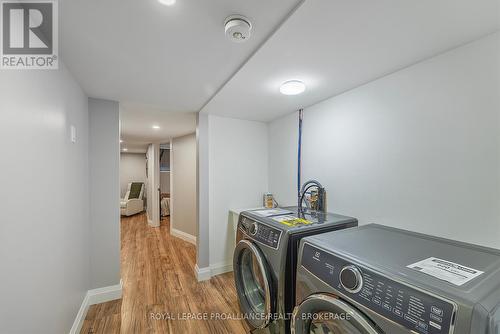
(208, 115), (269, 268)
(196, 113), (210, 270)
(146, 143), (160, 227)
(120, 153), (147, 198)
(146, 145), (153, 220)
(171, 133), (197, 236)
(89, 98), (121, 289)
(269, 33), (500, 249)
(0, 64), (91, 333)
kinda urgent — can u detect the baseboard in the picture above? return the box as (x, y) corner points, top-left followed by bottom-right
(193, 262), (233, 282)
(195, 264), (211, 282)
(171, 228), (197, 245)
(87, 281), (123, 305)
(69, 292), (90, 334)
(69, 281), (123, 334)
(148, 219), (161, 228)
(210, 262), (233, 277)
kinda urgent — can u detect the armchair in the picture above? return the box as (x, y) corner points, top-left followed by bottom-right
(120, 182), (145, 216)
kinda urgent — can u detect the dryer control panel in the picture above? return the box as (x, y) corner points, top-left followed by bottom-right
(240, 217), (282, 249)
(301, 243), (456, 334)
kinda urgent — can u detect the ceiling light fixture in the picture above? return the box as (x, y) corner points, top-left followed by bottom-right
(122, 148), (128, 152)
(152, 125), (160, 129)
(158, 0), (176, 6)
(120, 139), (123, 143)
(280, 80), (306, 95)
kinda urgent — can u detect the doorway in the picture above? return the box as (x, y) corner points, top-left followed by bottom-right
(160, 144), (171, 223)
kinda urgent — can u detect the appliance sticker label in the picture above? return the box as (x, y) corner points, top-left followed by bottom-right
(272, 215), (312, 227)
(407, 257), (484, 286)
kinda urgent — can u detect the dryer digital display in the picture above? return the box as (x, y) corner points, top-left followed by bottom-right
(240, 217), (282, 249)
(301, 243), (456, 334)
(253, 224), (281, 249)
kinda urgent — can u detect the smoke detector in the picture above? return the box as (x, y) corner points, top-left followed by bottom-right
(224, 15), (252, 43)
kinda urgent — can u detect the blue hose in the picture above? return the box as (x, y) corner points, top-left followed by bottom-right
(297, 109), (304, 208)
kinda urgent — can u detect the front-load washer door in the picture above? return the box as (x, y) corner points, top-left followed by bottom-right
(291, 294), (381, 334)
(233, 239), (273, 329)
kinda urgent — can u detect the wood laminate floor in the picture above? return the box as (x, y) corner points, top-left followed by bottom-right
(81, 214), (248, 334)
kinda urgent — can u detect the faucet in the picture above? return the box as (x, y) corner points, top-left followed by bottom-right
(298, 180), (327, 213)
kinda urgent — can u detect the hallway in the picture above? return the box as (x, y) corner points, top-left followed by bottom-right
(81, 214), (248, 333)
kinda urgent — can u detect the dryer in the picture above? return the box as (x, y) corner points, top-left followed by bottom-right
(233, 206), (358, 334)
(292, 224), (500, 334)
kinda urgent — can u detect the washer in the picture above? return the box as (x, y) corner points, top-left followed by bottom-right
(292, 224), (500, 334)
(233, 206), (358, 334)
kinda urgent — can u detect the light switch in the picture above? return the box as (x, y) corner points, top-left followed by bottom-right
(70, 125), (77, 143)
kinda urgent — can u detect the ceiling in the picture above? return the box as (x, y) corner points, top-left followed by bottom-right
(60, 0), (302, 112)
(120, 104), (196, 153)
(201, 0), (500, 121)
(61, 0), (499, 124)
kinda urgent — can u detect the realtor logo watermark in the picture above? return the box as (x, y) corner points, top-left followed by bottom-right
(1, 0), (58, 69)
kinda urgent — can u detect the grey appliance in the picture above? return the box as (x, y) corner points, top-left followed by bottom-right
(233, 206), (358, 334)
(292, 224), (500, 334)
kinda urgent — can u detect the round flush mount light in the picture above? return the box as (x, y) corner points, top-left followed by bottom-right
(158, 0), (176, 6)
(224, 15), (252, 43)
(280, 80), (306, 95)
(152, 125), (160, 129)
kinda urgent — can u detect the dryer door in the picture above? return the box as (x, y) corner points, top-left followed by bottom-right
(233, 239), (273, 329)
(291, 294), (381, 334)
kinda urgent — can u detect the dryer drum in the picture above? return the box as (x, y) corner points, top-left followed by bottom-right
(233, 239), (273, 329)
(291, 294), (381, 334)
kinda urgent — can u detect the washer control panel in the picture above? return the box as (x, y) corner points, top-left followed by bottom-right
(301, 243), (456, 334)
(240, 217), (282, 249)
